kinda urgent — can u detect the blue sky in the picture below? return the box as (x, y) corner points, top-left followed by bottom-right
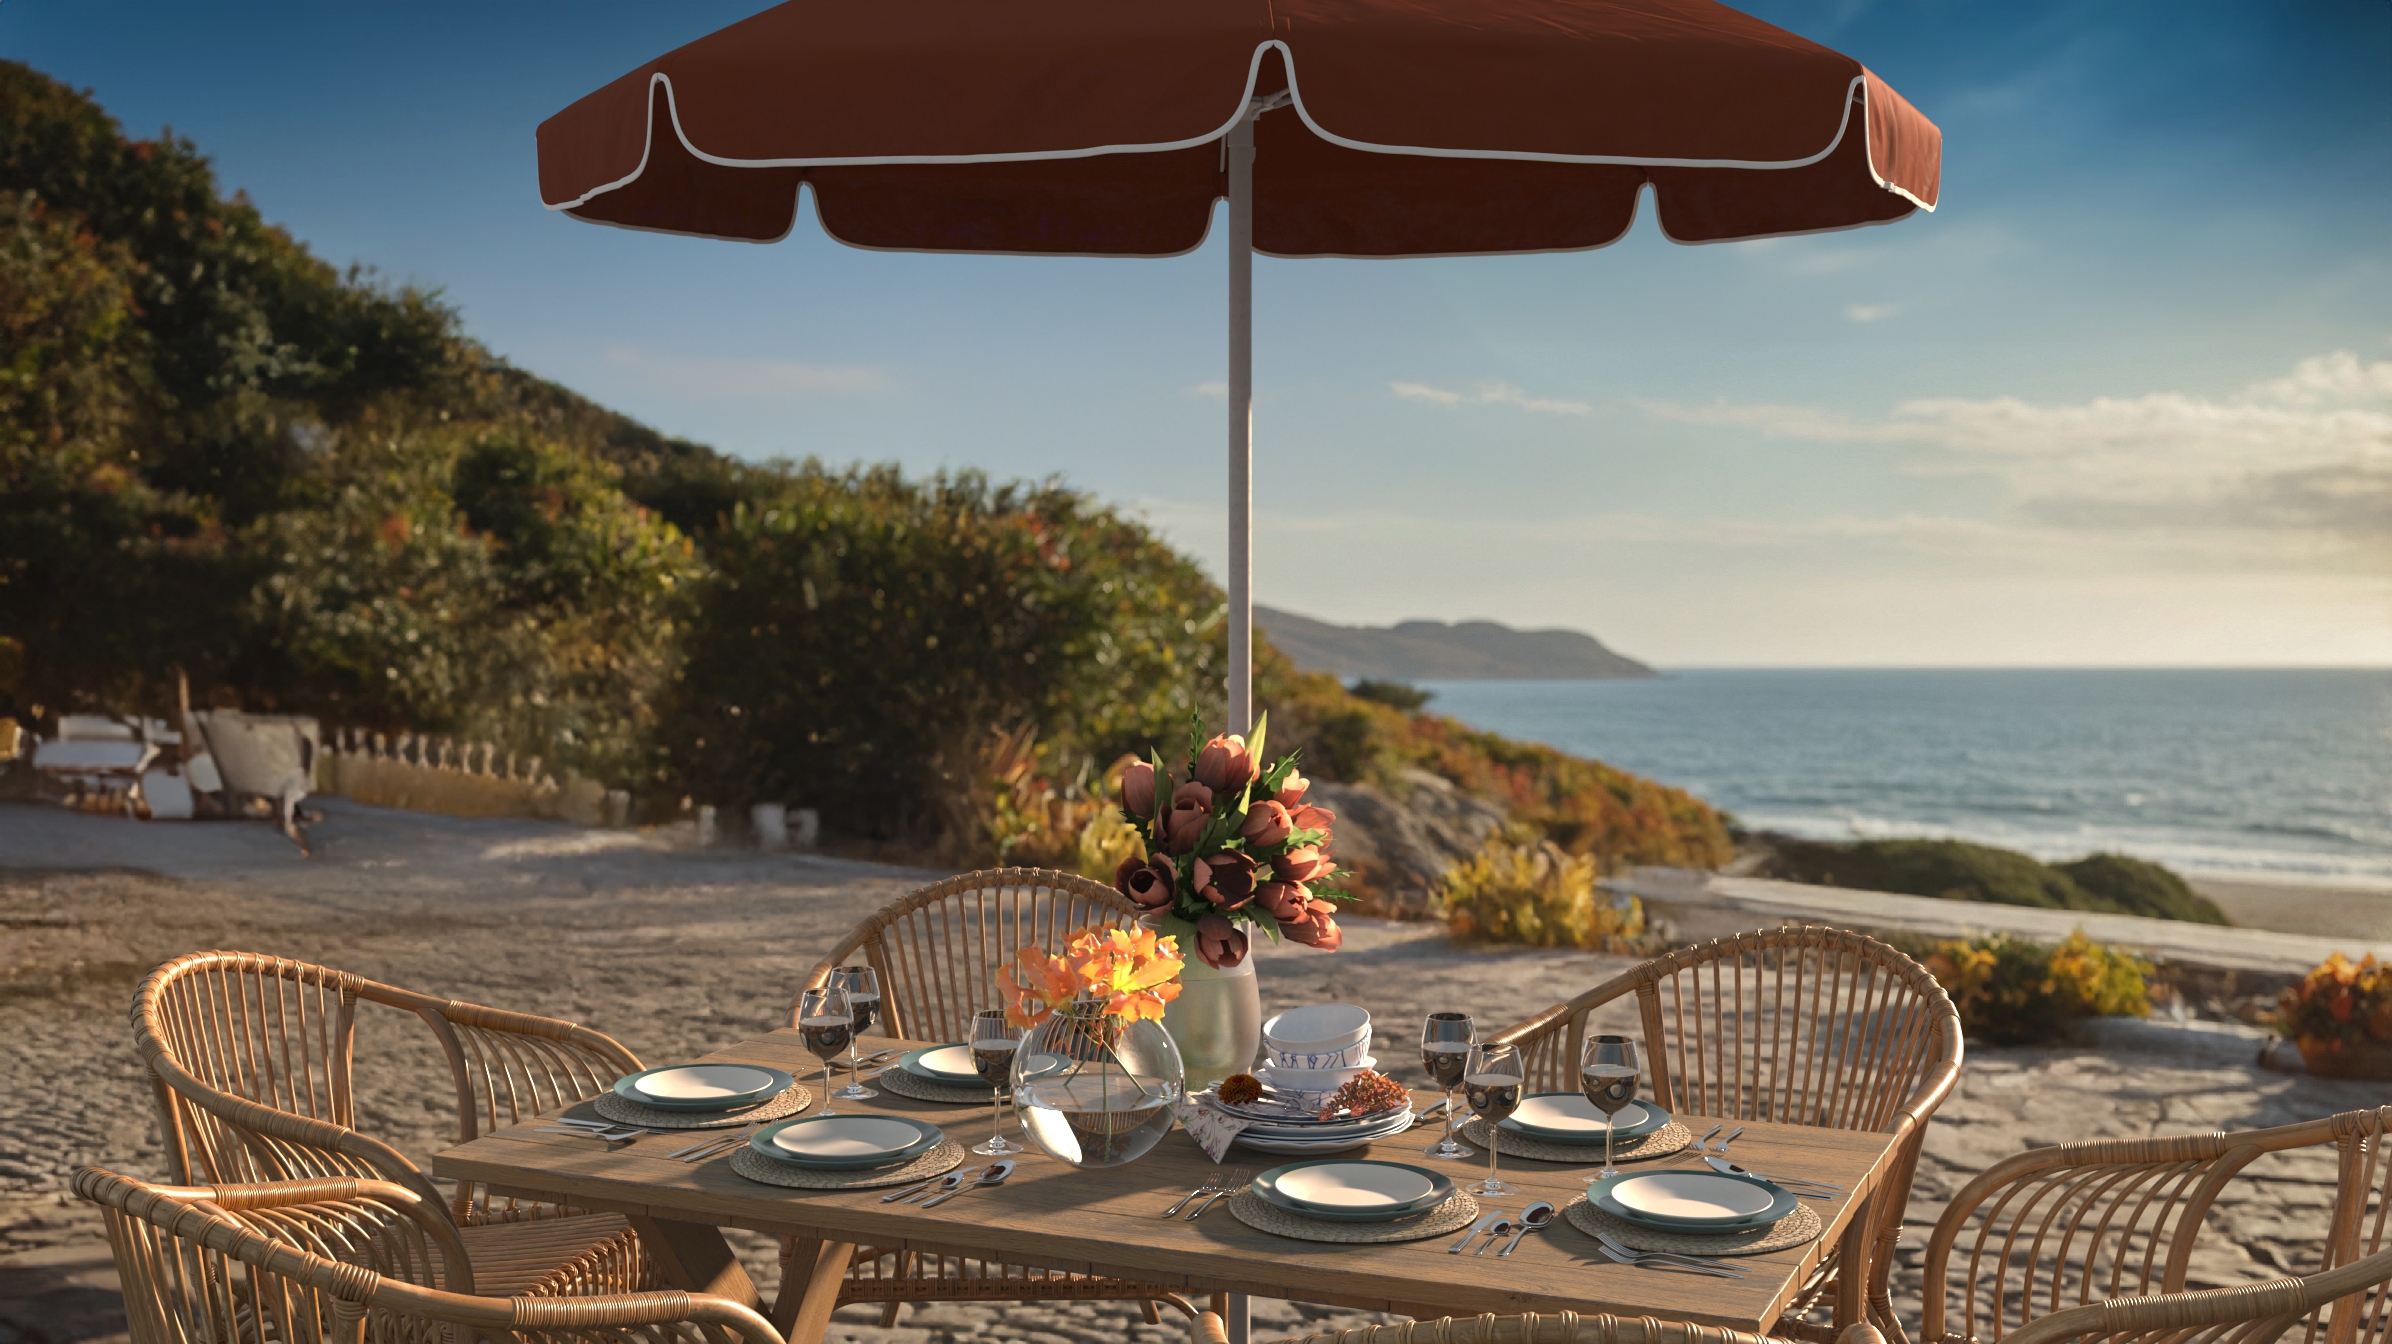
(8, 1), (2389, 666)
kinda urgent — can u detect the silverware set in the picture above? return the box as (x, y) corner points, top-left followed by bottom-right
(667, 1122), (764, 1163)
(1156, 1168), (1248, 1219)
(1703, 1155), (1842, 1199)
(921, 1158), (1014, 1208)
(1594, 1231), (1746, 1278)
(537, 1119), (647, 1143)
(1449, 1209), (1506, 1254)
(881, 1159), (1016, 1208)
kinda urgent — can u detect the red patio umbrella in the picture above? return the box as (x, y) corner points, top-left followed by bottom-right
(538, 0), (1941, 733)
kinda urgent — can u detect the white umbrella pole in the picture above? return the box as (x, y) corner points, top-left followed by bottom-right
(1225, 102), (1257, 737)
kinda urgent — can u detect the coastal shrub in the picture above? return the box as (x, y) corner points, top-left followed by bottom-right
(2053, 853), (2228, 924)
(1924, 929), (2152, 1045)
(1438, 837), (1647, 951)
(1762, 838), (2227, 925)
(1348, 678), (1433, 712)
(2278, 954), (2392, 1051)
(662, 463), (1226, 839)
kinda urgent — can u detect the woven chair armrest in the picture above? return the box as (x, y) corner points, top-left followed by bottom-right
(2001, 1247), (2392, 1344)
(502, 1290), (786, 1344)
(193, 1176), (418, 1212)
(1192, 1310), (1232, 1344)
(140, 1051), (447, 1209)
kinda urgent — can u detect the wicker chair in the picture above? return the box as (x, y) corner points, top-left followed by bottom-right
(1488, 927), (1965, 1344)
(1918, 1105), (2392, 1344)
(132, 948), (654, 1299)
(77, 1165), (781, 1344)
(1187, 1308), (1882, 1344)
(785, 867), (1197, 1326)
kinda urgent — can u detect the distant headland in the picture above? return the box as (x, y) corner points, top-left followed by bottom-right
(1256, 607), (1656, 681)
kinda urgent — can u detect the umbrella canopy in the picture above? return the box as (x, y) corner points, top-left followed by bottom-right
(538, 0), (1941, 726)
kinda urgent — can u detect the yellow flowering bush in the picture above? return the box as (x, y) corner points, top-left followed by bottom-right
(1437, 837), (1646, 952)
(2280, 954), (2392, 1050)
(997, 924), (1183, 1028)
(1925, 929), (2151, 1045)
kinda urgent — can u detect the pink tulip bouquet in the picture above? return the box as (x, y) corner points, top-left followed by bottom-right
(1111, 713), (1348, 970)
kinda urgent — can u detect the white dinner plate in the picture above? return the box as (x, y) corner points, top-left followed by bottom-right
(1607, 1171), (1778, 1221)
(634, 1065), (781, 1102)
(1507, 1094), (1649, 1137)
(914, 1045), (982, 1081)
(770, 1116), (929, 1161)
(1273, 1162), (1436, 1211)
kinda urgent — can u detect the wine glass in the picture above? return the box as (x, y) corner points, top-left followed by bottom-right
(1581, 1034), (1640, 1181)
(832, 965), (881, 1100)
(1420, 1012), (1476, 1160)
(1462, 1042), (1524, 1197)
(969, 1008), (1024, 1157)
(796, 985), (853, 1118)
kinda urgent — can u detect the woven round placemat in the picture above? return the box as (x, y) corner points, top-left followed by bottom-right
(1456, 1118), (1691, 1165)
(877, 1067), (996, 1106)
(1226, 1188), (1481, 1244)
(591, 1084), (813, 1131)
(1563, 1195), (1822, 1257)
(727, 1138), (966, 1190)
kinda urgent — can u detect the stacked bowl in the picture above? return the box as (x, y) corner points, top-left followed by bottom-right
(1227, 1003), (1410, 1154)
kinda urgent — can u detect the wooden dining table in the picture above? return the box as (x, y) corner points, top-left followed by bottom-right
(434, 1029), (1902, 1344)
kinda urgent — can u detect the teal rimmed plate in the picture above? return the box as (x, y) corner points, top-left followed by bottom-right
(750, 1114), (944, 1170)
(1587, 1170), (1796, 1231)
(1499, 1094), (1671, 1144)
(613, 1064), (794, 1113)
(1253, 1159), (1456, 1223)
(899, 1046), (1070, 1087)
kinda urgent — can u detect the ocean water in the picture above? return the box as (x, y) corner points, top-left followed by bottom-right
(1421, 669), (2392, 890)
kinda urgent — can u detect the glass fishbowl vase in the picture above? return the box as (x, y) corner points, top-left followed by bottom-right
(1011, 998), (1185, 1170)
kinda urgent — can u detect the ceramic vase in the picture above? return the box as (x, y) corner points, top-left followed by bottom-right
(1148, 913), (1264, 1090)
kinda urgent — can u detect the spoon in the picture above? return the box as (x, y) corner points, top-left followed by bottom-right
(884, 1165), (982, 1203)
(920, 1158), (1015, 1208)
(1472, 1215), (1516, 1255)
(1495, 1201), (1554, 1257)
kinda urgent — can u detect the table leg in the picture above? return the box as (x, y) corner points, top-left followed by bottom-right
(770, 1237), (857, 1344)
(1834, 1190), (1874, 1331)
(1224, 1291), (1251, 1344)
(626, 1215), (760, 1309)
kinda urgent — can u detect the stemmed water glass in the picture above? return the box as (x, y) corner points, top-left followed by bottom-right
(1462, 1042), (1524, 1197)
(1581, 1034), (1640, 1181)
(796, 985), (854, 1118)
(1420, 1012), (1476, 1160)
(969, 1009), (1024, 1157)
(832, 965), (881, 1100)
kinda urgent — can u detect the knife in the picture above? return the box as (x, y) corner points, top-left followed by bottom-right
(1447, 1210), (1505, 1254)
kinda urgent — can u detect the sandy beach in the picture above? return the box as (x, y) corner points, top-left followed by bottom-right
(2191, 877), (2392, 940)
(2, 799), (2375, 1344)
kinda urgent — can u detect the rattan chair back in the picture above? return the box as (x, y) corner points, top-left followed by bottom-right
(794, 867), (1142, 1040)
(1490, 927), (1963, 1344)
(1921, 1105), (2392, 1344)
(133, 949), (642, 1226)
(77, 1165), (781, 1344)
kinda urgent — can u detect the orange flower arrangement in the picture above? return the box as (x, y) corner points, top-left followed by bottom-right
(2281, 953), (2392, 1050)
(997, 924), (1185, 1029)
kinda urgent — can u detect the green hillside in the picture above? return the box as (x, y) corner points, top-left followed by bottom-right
(0, 60), (1731, 873)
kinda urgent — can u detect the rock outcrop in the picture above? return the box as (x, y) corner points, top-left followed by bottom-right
(1313, 767), (1507, 917)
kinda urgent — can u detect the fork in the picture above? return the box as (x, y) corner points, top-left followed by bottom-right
(1594, 1232), (1744, 1276)
(671, 1121), (764, 1162)
(1185, 1168), (1246, 1219)
(537, 1124), (645, 1143)
(1163, 1171), (1226, 1217)
(1595, 1242), (1745, 1278)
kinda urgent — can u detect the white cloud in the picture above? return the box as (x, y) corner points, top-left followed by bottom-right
(1187, 381), (1228, 401)
(600, 348), (894, 400)
(1638, 352), (2392, 551)
(1390, 379), (1590, 415)
(1843, 302), (1902, 323)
